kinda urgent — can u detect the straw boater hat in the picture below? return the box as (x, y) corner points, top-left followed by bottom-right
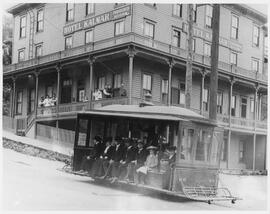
(146, 146), (158, 150)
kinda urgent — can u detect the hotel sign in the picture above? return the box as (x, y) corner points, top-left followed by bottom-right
(63, 5), (131, 35)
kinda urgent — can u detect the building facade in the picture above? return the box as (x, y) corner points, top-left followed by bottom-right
(3, 3), (268, 172)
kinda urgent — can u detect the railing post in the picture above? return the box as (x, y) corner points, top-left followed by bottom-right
(55, 64), (62, 116)
(252, 84), (259, 171)
(127, 46), (136, 105)
(11, 76), (17, 118)
(166, 58), (174, 106)
(87, 56), (95, 110)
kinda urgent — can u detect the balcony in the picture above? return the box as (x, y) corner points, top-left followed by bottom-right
(3, 33), (267, 84)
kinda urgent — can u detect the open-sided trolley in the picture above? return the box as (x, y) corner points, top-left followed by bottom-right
(72, 104), (239, 204)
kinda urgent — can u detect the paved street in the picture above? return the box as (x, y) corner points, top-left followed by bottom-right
(2, 148), (267, 211)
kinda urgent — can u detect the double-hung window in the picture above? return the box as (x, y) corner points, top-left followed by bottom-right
(35, 44), (43, 57)
(18, 49), (25, 62)
(114, 20), (124, 36)
(217, 92), (223, 114)
(143, 74), (152, 93)
(173, 4), (182, 17)
(231, 95), (236, 116)
(65, 36), (73, 49)
(252, 59), (259, 73)
(204, 43), (211, 56)
(203, 88), (209, 111)
(16, 90), (23, 114)
(240, 97), (247, 118)
(85, 30), (93, 44)
(205, 5), (213, 28)
(20, 16), (26, 38)
(66, 3), (74, 22)
(144, 20), (155, 39)
(172, 29), (181, 48)
(230, 52), (237, 65)
(37, 9), (44, 32)
(192, 4), (197, 22)
(231, 15), (239, 39)
(86, 3), (94, 16)
(253, 25), (260, 47)
(161, 79), (168, 103)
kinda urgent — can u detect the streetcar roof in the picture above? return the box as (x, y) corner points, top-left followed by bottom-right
(79, 104), (215, 124)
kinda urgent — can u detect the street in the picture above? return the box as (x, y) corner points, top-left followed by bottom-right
(2, 148), (267, 210)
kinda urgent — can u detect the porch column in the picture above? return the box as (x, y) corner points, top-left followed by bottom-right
(252, 85), (259, 171)
(56, 65), (62, 115)
(200, 69), (207, 115)
(227, 77), (235, 169)
(87, 57), (95, 110)
(11, 76), (16, 118)
(34, 71), (40, 119)
(167, 59), (174, 106)
(127, 47), (136, 105)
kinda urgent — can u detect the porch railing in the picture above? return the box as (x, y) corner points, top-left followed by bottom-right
(37, 106), (57, 117)
(58, 102), (90, 113)
(3, 32), (267, 83)
(91, 97), (128, 109)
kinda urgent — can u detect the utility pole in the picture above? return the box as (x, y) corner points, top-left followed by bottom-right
(209, 4), (220, 121)
(185, 4), (194, 109)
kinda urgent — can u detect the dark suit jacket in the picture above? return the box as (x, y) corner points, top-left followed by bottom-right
(102, 145), (115, 160)
(92, 142), (105, 159)
(113, 144), (126, 162)
(136, 148), (148, 166)
(124, 146), (137, 163)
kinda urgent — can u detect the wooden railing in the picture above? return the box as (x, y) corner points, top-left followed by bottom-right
(58, 102), (90, 113)
(256, 120), (267, 130)
(37, 106), (57, 117)
(91, 97), (128, 109)
(3, 32), (267, 83)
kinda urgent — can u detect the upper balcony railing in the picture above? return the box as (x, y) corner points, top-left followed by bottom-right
(3, 32), (267, 83)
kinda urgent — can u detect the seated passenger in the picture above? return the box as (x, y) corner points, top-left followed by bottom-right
(91, 137), (114, 177)
(93, 88), (102, 100)
(119, 138), (137, 182)
(133, 141), (148, 184)
(136, 146), (158, 185)
(103, 84), (112, 98)
(51, 93), (57, 106)
(119, 83), (127, 97)
(106, 137), (126, 182)
(79, 136), (104, 174)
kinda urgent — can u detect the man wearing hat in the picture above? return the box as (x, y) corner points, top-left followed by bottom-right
(133, 140), (148, 184)
(78, 135), (104, 174)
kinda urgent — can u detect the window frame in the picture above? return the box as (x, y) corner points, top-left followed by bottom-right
(230, 51), (238, 65)
(203, 87), (209, 111)
(113, 73), (122, 89)
(16, 90), (23, 115)
(35, 43), (43, 58)
(114, 20), (125, 36)
(217, 91), (223, 114)
(65, 35), (73, 50)
(142, 73), (152, 92)
(251, 58), (259, 73)
(66, 3), (74, 22)
(240, 96), (247, 118)
(204, 42), (211, 56)
(143, 19), (155, 39)
(253, 24), (260, 47)
(239, 141), (245, 162)
(85, 29), (94, 44)
(36, 8), (44, 32)
(18, 48), (25, 62)
(205, 4), (213, 28)
(19, 15), (26, 38)
(192, 4), (197, 23)
(172, 28), (181, 48)
(231, 95), (236, 116)
(231, 15), (239, 40)
(85, 3), (95, 16)
(172, 4), (182, 18)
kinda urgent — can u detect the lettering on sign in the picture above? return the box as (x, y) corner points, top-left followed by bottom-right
(63, 5), (131, 35)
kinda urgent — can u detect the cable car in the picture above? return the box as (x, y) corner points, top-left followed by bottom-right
(72, 104), (239, 204)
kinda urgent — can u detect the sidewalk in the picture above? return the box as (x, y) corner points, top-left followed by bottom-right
(2, 130), (73, 157)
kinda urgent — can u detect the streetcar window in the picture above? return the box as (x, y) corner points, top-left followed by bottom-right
(210, 130), (223, 164)
(180, 129), (194, 160)
(195, 129), (212, 161)
(77, 119), (88, 146)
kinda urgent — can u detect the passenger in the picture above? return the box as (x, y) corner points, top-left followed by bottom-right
(136, 146), (158, 185)
(93, 88), (102, 100)
(119, 83), (127, 97)
(51, 93), (57, 106)
(133, 140), (148, 184)
(107, 137), (126, 182)
(103, 84), (112, 98)
(39, 96), (45, 107)
(92, 137), (114, 177)
(119, 138), (137, 182)
(43, 94), (51, 107)
(79, 136), (103, 174)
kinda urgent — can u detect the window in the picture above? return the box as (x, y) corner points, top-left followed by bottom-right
(173, 4), (182, 17)
(253, 25), (260, 47)
(161, 79), (168, 103)
(37, 9), (44, 32)
(230, 52), (237, 65)
(114, 74), (122, 88)
(231, 15), (239, 39)
(181, 129), (194, 160)
(195, 129), (212, 161)
(205, 5), (213, 28)
(61, 79), (72, 104)
(29, 88), (35, 113)
(252, 59), (259, 73)
(204, 43), (211, 56)
(231, 95), (236, 116)
(16, 90), (23, 114)
(85, 30), (93, 44)
(66, 3), (74, 22)
(172, 29), (181, 48)
(217, 92), (223, 114)
(20, 16), (26, 38)
(143, 74), (152, 91)
(239, 141), (244, 162)
(65, 36), (73, 49)
(114, 20), (124, 36)
(250, 98), (254, 113)
(240, 97), (247, 118)
(35, 44), (43, 57)
(144, 20), (155, 38)
(192, 4), (197, 22)
(171, 81), (185, 105)
(18, 49), (25, 62)
(98, 76), (105, 90)
(179, 83), (185, 105)
(78, 89), (85, 102)
(86, 3), (94, 16)
(192, 39), (196, 52)
(203, 88), (209, 111)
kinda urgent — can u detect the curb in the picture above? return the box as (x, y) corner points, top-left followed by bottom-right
(3, 137), (72, 164)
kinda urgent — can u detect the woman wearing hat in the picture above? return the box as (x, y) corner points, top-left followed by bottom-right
(136, 146), (158, 185)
